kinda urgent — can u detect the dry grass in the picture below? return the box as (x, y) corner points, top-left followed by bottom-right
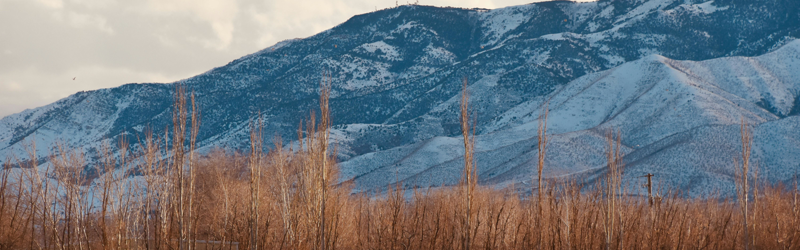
(1, 83), (799, 250)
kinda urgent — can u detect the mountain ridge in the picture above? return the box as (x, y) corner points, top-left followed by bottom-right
(342, 39), (800, 195)
(1, 0), (799, 195)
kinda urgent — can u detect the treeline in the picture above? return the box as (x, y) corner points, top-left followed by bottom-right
(1, 81), (799, 250)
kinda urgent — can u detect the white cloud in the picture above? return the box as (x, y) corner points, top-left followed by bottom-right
(27, 0), (117, 34)
(142, 0), (239, 50)
(208, 21), (234, 49)
(52, 10), (114, 34)
(2, 81), (23, 92)
(35, 0), (63, 9)
(67, 0), (115, 9)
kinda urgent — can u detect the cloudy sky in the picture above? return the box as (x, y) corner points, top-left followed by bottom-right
(0, 0), (592, 118)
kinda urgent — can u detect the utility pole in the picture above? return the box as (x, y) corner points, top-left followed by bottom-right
(640, 173), (654, 205)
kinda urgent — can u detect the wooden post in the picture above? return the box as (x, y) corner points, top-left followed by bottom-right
(640, 173), (654, 205)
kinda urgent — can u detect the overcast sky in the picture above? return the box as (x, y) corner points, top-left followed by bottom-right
(0, 0), (592, 118)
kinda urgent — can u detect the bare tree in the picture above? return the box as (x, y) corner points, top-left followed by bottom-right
(460, 78), (476, 250)
(536, 102), (549, 250)
(248, 114), (263, 250)
(603, 129), (623, 250)
(171, 83), (200, 250)
(736, 118), (753, 250)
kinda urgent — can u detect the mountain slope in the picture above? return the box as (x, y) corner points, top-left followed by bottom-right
(1, 0), (799, 195)
(342, 40), (800, 196)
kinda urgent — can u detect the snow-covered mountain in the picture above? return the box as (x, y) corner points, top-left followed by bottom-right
(344, 40), (800, 196)
(1, 0), (799, 195)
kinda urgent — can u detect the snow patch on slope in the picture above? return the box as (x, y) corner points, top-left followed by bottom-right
(479, 5), (534, 47)
(356, 41), (401, 61)
(690, 1), (730, 14)
(615, 0), (674, 25)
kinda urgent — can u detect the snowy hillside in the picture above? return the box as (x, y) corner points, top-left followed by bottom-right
(343, 40), (800, 196)
(1, 0), (799, 196)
